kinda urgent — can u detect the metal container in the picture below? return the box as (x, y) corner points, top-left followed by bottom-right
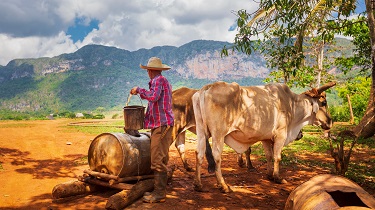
(123, 105), (145, 130)
(88, 132), (152, 177)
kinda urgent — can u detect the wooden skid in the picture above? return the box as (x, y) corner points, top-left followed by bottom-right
(52, 167), (176, 209)
(83, 169), (154, 184)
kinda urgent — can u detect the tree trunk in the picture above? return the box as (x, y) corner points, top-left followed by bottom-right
(353, 0), (375, 138)
(316, 41), (324, 88)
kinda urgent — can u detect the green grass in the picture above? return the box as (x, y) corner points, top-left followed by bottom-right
(68, 125), (124, 134)
(346, 159), (375, 189)
(357, 137), (375, 149)
(74, 156), (88, 166)
(64, 120), (127, 134)
(284, 133), (331, 153)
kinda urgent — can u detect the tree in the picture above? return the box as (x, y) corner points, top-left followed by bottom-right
(226, 0), (375, 138)
(335, 16), (371, 75)
(223, 0), (350, 88)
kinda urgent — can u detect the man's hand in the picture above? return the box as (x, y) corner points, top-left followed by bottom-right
(130, 87), (138, 95)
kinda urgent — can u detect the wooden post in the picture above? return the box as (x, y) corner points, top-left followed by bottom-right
(347, 94), (355, 124)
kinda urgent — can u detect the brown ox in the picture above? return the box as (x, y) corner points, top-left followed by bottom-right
(172, 87), (254, 172)
(192, 81), (335, 193)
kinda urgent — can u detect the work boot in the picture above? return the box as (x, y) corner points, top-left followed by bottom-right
(143, 171), (168, 203)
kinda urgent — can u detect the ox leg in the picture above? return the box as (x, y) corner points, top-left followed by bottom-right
(237, 153), (245, 168)
(261, 141), (274, 181)
(272, 140), (287, 184)
(212, 136), (232, 193)
(244, 147), (256, 171)
(237, 147), (255, 171)
(175, 131), (194, 172)
(194, 134), (206, 192)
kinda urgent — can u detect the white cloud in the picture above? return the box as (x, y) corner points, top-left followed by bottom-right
(0, 0), (256, 66)
(0, 32), (79, 65)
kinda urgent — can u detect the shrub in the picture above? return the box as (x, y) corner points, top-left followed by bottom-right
(68, 112), (76, 119)
(83, 113), (93, 119)
(330, 105), (350, 122)
(93, 114), (105, 119)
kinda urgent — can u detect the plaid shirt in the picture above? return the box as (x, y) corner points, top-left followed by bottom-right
(137, 75), (174, 129)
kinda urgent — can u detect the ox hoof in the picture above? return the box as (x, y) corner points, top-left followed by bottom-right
(238, 161), (245, 168)
(220, 186), (232, 193)
(184, 165), (194, 172)
(266, 174), (274, 181)
(194, 185), (209, 192)
(194, 184), (203, 192)
(266, 175), (287, 184)
(247, 167), (257, 172)
(274, 178), (287, 184)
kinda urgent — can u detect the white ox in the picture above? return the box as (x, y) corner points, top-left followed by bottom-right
(172, 87), (254, 172)
(192, 81), (335, 193)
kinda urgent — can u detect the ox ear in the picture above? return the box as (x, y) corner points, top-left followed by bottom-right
(304, 88), (319, 98)
(312, 101), (319, 113)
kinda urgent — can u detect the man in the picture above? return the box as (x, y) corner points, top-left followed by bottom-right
(130, 57), (174, 203)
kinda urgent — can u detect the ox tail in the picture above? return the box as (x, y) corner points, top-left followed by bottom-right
(193, 90), (216, 174)
(205, 138), (215, 173)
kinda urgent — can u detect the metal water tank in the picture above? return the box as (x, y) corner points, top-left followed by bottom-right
(88, 132), (151, 177)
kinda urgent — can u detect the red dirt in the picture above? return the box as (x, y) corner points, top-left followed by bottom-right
(0, 119), (373, 210)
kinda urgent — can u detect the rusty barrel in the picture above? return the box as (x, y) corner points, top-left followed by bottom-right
(123, 105), (145, 130)
(88, 132), (152, 177)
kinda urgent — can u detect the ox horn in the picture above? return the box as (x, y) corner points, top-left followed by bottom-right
(317, 82), (336, 94)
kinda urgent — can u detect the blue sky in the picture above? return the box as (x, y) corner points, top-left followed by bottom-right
(67, 18), (99, 42)
(0, 0), (368, 66)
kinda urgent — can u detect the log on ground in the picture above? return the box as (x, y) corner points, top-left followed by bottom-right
(105, 168), (175, 209)
(105, 178), (154, 210)
(52, 180), (103, 199)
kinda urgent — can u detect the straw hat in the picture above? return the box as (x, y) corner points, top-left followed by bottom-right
(140, 57), (171, 70)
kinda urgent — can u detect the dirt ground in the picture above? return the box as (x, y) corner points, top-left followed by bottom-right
(0, 119), (374, 210)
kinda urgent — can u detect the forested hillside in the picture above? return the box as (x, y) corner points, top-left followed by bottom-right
(0, 39), (353, 117)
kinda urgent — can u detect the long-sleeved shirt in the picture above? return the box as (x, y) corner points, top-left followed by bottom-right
(137, 75), (174, 129)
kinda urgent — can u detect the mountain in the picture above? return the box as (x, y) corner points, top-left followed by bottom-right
(0, 40), (268, 114)
(0, 39), (353, 115)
